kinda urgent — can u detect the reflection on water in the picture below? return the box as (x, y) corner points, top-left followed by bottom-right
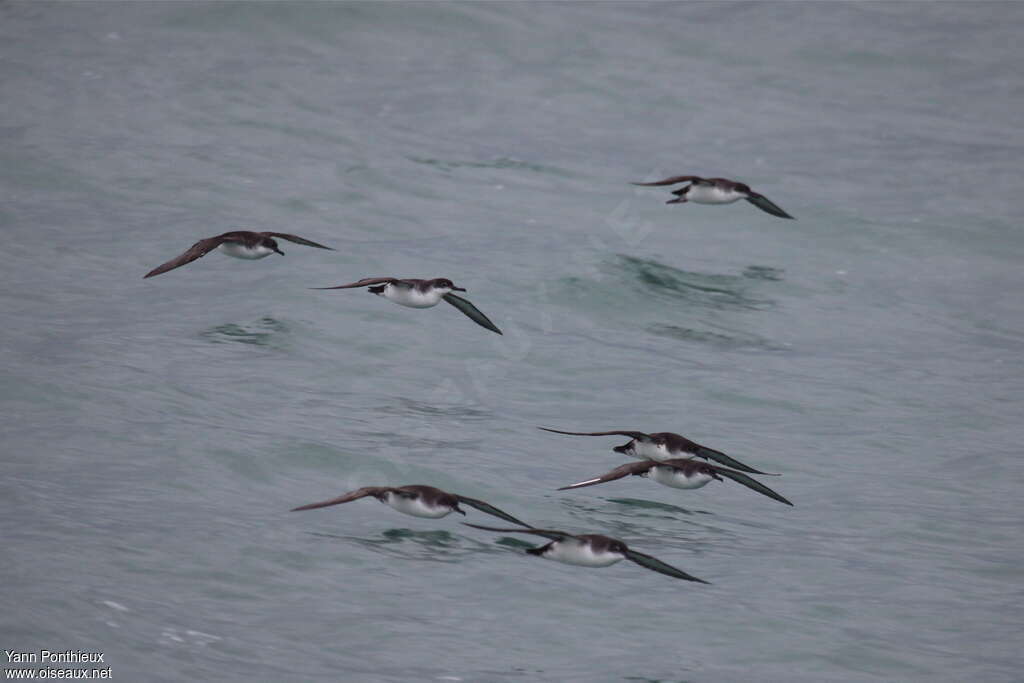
(609, 255), (775, 311)
(200, 317), (289, 348)
(407, 156), (573, 177)
(308, 528), (504, 563)
(646, 324), (784, 352)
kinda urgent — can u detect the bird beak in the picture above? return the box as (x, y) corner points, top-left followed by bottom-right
(452, 287), (467, 292)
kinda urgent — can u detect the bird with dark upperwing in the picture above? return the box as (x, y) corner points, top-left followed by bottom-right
(143, 230), (334, 278)
(291, 485), (530, 527)
(557, 458), (793, 506)
(311, 277), (503, 334)
(462, 523), (709, 583)
(538, 427), (778, 476)
(632, 175), (794, 219)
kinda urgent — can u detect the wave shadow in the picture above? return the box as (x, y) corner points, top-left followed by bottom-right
(200, 317), (289, 348)
(607, 255), (775, 312)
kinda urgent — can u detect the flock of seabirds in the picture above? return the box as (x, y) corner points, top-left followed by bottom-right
(144, 175), (796, 584)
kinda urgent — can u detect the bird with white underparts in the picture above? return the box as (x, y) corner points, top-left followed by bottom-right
(632, 175), (794, 219)
(143, 230), (334, 278)
(312, 277), (502, 334)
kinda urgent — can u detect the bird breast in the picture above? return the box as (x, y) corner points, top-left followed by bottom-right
(383, 284), (445, 308)
(630, 440), (674, 462)
(686, 184), (744, 205)
(649, 466), (714, 490)
(542, 539), (625, 567)
(218, 242), (274, 260)
(384, 492), (452, 518)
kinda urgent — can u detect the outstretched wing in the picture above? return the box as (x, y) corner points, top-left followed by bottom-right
(557, 461), (655, 491)
(290, 486), (392, 511)
(687, 442), (778, 476)
(631, 175), (704, 187)
(462, 523), (568, 542)
(712, 467), (793, 506)
(745, 193), (794, 219)
(310, 277), (400, 290)
(143, 236), (228, 278)
(262, 232), (335, 250)
(442, 293), (503, 335)
(455, 495), (532, 527)
(538, 427), (650, 439)
(624, 550), (710, 584)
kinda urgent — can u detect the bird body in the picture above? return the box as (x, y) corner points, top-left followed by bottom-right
(313, 277), (503, 334)
(632, 175), (794, 219)
(143, 230), (333, 278)
(217, 241), (278, 260)
(463, 524), (709, 583)
(375, 280), (452, 308)
(291, 485), (529, 526)
(528, 534), (627, 567)
(538, 427), (776, 476)
(557, 458), (793, 506)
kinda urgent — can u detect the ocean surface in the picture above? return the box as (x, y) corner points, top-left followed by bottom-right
(3, 2), (1023, 681)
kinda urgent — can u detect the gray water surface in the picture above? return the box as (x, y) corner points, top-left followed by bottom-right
(3, 2), (1023, 681)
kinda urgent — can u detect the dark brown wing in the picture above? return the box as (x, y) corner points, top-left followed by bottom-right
(454, 496), (532, 527)
(442, 293), (503, 335)
(745, 193), (795, 219)
(624, 550), (710, 583)
(557, 461), (656, 491)
(658, 433), (779, 476)
(538, 427), (649, 439)
(710, 466), (793, 506)
(310, 277), (400, 290)
(631, 175), (704, 187)
(143, 236), (230, 278)
(461, 523), (569, 542)
(261, 232), (335, 250)
(290, 486), (394, 511)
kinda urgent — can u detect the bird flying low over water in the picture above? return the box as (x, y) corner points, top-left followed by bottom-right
(312, 277), (502, 334)
(538, 427), (777, 476)
(557, 458), (793, 506)
(632, 175), (794, 219)
(291, 485), (529, 526)
(463, 523), (709, 583)
(143, 231), (334, 278)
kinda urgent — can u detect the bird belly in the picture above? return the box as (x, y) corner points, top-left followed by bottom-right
(384, 285), (443, 308)
(687, 185), (743, 205)
(543, 540), (623, 567)
(218, 243), (273, 260)
(650, 466), (713, 490)
(385, 493), (452, 518)
(633, 441), (673, 462)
